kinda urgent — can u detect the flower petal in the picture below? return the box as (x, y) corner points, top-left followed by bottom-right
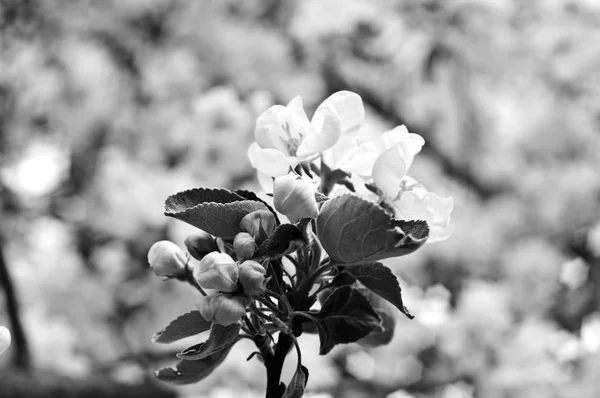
(424, 193), (454, 224)
(297, 103), (342, 157)
(314, 91), (364, 132)
(248, 143), (294, 177)
(381, 126), (425, 171)
(371, 145), (407, 198)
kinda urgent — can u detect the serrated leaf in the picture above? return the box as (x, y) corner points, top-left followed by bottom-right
(252, 224), (306, 261)
(155, 345), (234, 385)
(316, 194), (429, 264)
(314, 286), (382, 355)
(345, 262), (414, 319)
(177, 323), (240, 360)
(165, 188), (268, 239)
(283, 365), (309, 398)
(152, 311), (212, 344)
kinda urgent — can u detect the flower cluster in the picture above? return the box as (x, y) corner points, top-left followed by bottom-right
(249, 91), (453, 241)
(147, 90), (454, 395)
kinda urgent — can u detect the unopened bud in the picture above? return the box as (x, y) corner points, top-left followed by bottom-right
(239, 210), (276, 245)
(185, 231), (219, 260)
(273, 174), (318, 223)
(193, 252), (239, 292)
(238, 260), (266, 296)
(196, 294), (249, 326)
(233, 232), (257, 260)
(0, 326), (10, 356)
(147, 240), (187, 278)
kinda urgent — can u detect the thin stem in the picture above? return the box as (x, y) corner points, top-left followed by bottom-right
(265, 332), (294, 398)
(257, 296), (284, 316)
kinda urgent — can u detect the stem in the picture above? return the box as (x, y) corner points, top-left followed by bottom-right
(265, 332), (294, 398)
(0, 238), (31, 370)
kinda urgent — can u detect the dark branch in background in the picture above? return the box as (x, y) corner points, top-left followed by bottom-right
(0, 237), (31, 370)
(320, 55), (506, 200)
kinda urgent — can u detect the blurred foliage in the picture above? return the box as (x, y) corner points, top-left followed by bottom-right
(1, 0), (600, 397)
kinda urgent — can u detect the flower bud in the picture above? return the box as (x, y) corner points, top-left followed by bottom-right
(196, 294), (249, 326)
(233, 232), (257, 260)
(239, 210), (276, 245)
(0, 326), (10, 356)
(238, 260), (266, 296)
(194, 252), (239, 292)
(147, 240), (187, 278)
(185, 231), (219, 260)
(273, 174), (318, 223)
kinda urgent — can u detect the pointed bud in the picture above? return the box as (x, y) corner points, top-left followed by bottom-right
(196, 294), (249, 326)
(238, 260), (266, 296)
(0, 326), (10, 356)
(239, 210), (276, 245)
(147, 240), (187, 278)
(273, 174), (319, 223)
(233, 232), (257, 260)
(193, 252), (239, 292)
(184, 231), (219, 260)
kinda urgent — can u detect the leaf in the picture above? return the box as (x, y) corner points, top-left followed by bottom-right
(283, 365), (309, 398)
(234, 189), (280, 225)
(314, 286), (382, 355)
(165, 188), (268, 239)
(316, 194), (429, 264)
(152, 311), (212, 344)
(345, 263), (414, 319)
(252, 224), (306, 261)
(177, 323), (241, 360)
(155, 345), (234, 385)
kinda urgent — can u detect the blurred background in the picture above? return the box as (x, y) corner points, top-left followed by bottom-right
(1, 0), (600, 397)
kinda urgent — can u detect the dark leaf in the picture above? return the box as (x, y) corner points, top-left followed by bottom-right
(314, 286), (382, 355)
(155, 345), (234, 385)
(177, 323), (240, 360)
(283, 365), (309, 398)
(152, 311), (212, 344)
(252, 224), (306, 261)
(316, 194), (428, 264)
(345, 262), (414, 319)
(165, 188), (268, 239)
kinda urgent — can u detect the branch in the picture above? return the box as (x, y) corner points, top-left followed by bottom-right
(0, 237), (31, 369)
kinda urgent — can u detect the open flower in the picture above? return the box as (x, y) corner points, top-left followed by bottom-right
(147, 240), (188, 278)
(248, 91), (363, 178)
(194, 252), (239, 292)
(196, 294), (249, 326)
(393, 179), (454, 243)
(324, 125), (425, 199)
(0, 326), (10, 356)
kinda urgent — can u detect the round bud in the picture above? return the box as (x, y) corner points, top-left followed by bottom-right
(147, 240), (187, 278)
(238, 260), (266, 296)
(239, 210), (276, 245)
(196, 294), (249, 326)
(273, 174), (318, 223)
(185, 231), (219, 260)
(233, 232), (257, 260)
(193, 252), (239, 292)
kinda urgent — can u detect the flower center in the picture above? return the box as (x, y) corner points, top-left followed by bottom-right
(280, 121), (304, 156)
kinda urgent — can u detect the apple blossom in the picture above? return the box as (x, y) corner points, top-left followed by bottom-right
(0, 326), (10, 356)
(194, 252), (239, 292)
(273, 173), (319, 222)
(393, 180), (454, 243)
(238, 260), (267, 296)
(147, 240), (188, 278)
(196, 294), (250, 326)
(247, 91), (364, 178)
